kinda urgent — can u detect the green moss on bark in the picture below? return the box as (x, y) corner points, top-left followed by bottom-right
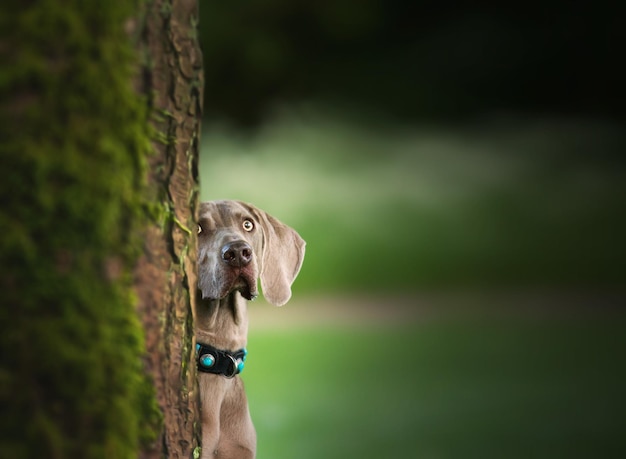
(0, 1), (160, 458)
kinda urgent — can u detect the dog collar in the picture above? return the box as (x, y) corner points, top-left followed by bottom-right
(196, 342), (247, 378)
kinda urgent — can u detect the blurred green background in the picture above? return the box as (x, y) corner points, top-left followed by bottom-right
(201, 110), (625, 293)
(198, 2), (625, 458)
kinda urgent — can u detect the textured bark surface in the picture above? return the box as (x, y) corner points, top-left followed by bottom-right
(0, 1), (202, 458)
(136, 1), (203, 458)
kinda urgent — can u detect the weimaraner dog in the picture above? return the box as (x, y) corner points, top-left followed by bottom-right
(195, 200), (305, 458)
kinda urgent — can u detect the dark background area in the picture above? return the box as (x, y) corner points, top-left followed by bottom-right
(199, 1), (624, 126)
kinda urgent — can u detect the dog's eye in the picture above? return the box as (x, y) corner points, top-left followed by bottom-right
(242, 219), (254, 232)
(198, 225), (202, 234)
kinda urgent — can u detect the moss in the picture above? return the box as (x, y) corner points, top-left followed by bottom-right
(173, 215), (193, 236)
(0, 1), (160, 458)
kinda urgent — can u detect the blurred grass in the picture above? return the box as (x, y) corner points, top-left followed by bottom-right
(243, 312), (626, 459)
(199, 107), (626, 294)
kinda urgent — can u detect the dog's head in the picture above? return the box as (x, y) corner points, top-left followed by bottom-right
(197, 200), (306, 306)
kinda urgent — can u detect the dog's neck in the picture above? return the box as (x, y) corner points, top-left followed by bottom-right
(195, 290), (250, 351)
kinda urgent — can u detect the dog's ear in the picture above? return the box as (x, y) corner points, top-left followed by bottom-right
(256, 210), (306, 306)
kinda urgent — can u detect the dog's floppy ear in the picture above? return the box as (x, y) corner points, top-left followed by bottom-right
(256, 210), (306, 306)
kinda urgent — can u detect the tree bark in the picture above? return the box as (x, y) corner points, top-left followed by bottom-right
(136, 1), (203, 458)
(0, 1), (202, 458)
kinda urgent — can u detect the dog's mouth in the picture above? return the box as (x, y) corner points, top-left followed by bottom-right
(229, 271), (258, 301)
(213, 265), (258, 301)
(198, 264), (259, 302)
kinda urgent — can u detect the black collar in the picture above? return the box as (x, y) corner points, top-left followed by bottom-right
(196, 342), (247, 378)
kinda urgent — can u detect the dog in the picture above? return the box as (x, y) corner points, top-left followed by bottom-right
(195, 200), (305, 458)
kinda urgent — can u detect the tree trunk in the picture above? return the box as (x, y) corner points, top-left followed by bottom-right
(136, 1), (203, 458)
(0, 1), (202, 458)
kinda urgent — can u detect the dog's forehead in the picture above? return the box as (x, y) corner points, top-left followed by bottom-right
(199, 200), (257, 227)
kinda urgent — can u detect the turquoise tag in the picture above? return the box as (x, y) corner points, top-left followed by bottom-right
(200, 354), (215, 368)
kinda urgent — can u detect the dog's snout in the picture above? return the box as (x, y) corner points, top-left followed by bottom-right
(221, 241), (253, 267)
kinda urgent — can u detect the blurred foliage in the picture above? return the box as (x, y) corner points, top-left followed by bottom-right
(198, 8), (625, 455)
(199, 1), (625, 126)
(200, 109), (626, 293)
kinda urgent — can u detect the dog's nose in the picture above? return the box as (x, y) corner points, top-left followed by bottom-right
(221, 241), (253, 267)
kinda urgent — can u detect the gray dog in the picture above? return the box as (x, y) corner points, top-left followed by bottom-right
(195, 200), (305, 458)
